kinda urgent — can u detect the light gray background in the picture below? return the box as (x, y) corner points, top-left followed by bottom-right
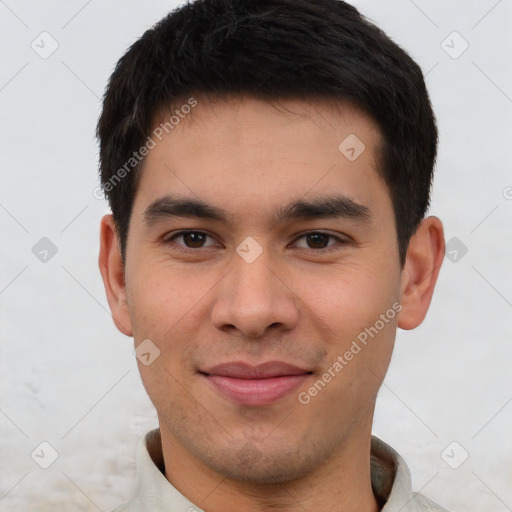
(1, 1), (511, 510)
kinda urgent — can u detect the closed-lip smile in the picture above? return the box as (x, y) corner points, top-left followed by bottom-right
(200, 361), (312, 406)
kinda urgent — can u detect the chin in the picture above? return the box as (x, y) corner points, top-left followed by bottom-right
(203, 444), (318, 485)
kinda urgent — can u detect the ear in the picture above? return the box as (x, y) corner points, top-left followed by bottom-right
(397, 216), (445, 330)
(98, 214), (133, 336)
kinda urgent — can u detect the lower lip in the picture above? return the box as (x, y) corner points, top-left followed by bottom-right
(203, 374), (311, 406)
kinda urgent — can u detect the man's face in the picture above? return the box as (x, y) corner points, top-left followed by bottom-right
(122, 97), (404, 483)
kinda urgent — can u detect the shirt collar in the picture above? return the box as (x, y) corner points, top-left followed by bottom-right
(125, 428), (427, 512)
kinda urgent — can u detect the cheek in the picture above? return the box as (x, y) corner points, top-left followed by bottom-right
(128, 263), (208, 337)
(298, 270), (399, 416)
(296, 262), (400, 340)
(293, 261), (400, 399)
(127, 264), (216, 396)
(128, 269), (200, 410)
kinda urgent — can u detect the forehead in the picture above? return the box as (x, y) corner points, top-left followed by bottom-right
(133, 96), (390, 225)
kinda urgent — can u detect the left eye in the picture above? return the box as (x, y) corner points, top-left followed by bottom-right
(292, 232), (343, 250)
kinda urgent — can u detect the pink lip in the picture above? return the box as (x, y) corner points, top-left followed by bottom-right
(201, 361), (312, 406)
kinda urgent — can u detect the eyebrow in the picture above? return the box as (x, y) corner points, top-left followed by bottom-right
(143, 194), (372, 227)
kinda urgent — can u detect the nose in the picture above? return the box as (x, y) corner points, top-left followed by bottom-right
(210, 248), (300, 339)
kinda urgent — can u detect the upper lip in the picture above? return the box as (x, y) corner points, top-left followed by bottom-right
(201, 361), (311, 379)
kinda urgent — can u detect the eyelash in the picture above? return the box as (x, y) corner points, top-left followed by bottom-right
(163, 230), (349, 253)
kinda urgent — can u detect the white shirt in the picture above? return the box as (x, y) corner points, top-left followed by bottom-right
(111, 429), (450, 511)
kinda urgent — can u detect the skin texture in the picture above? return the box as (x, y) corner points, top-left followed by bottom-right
(99, 97), (445, 512)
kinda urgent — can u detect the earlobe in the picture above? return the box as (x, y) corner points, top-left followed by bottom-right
(98, 214), (133, 337)
(397, 216), (445, 330)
